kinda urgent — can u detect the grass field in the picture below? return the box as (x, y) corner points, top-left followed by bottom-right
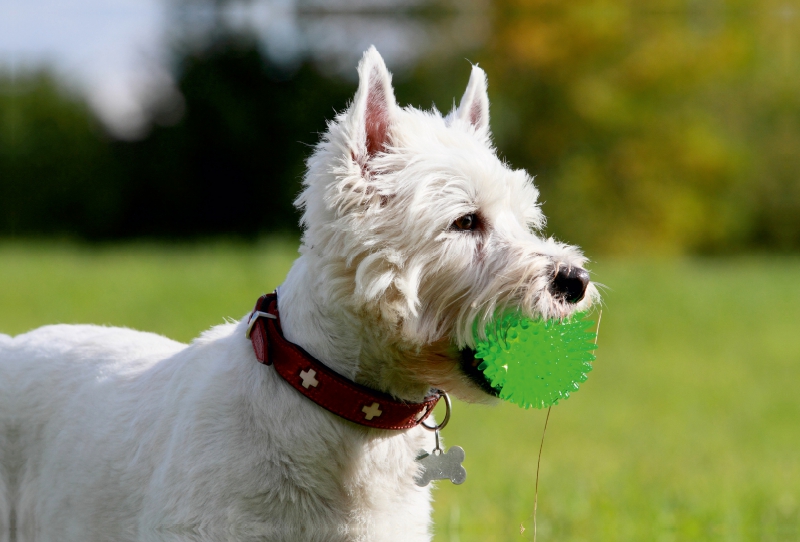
(2, 241), (799, 541)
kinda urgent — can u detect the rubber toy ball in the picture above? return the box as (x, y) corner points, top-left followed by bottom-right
(473, 312), (598, 409)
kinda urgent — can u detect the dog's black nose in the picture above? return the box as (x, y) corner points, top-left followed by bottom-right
(550, 266), (590, 304)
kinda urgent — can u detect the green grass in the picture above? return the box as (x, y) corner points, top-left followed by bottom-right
(2, 241), (799, 541)
(0, 239), (299, 341)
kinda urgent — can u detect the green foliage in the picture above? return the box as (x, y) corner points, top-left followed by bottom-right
(112, 36), (355, 237)
(1, 243), (799, 540)
(478, 1), (800, 254)
(2, 6), (800, 253)
(0, 37), (355, 240)
(0, 72), (121, 238)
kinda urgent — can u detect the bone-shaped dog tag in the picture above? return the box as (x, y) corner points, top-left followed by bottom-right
(414, 445), (467, 487)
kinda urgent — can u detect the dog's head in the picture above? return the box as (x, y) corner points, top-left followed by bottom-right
(296, 47), (598, 402)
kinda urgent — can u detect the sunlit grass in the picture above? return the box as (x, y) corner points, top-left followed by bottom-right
(0, 239), (298, 341)
(1, 241), (798, 541)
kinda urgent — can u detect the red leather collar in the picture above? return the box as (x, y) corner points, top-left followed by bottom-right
(248, 293), (440, 430)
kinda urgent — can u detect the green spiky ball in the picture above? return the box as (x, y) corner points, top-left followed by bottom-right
(474, 312), (598, 409)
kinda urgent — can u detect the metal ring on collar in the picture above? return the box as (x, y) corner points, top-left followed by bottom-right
(421, 391), (451, 432)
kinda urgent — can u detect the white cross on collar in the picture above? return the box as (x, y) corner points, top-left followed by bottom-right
(362, 402), (382, 420)
(299, 369), (319, 389)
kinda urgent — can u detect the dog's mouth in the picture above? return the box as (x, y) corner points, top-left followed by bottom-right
(459, 348), (501, 397)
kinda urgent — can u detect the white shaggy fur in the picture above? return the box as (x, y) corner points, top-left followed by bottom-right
(0, 48), (596, 541)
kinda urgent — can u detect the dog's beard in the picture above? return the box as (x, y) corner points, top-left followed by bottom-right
(394, 259), (597, 402)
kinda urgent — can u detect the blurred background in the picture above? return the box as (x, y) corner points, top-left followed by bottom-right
(2, 0), (799, 540)
(4, 0), (800, 252)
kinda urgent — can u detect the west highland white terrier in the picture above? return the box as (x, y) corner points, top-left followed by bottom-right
(0, 47), (597, 541)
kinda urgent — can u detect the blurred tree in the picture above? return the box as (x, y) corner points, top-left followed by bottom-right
(0, 37), (357, 240)
(471, 0), (800, 254)
(744, 7), (800, 250)
(2, 3), (799, 254)
(111, 34), (354, 238)
(0, 72), (122, 239)
(476, 2), (750, 254)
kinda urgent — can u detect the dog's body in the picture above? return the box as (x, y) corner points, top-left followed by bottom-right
(4, 321), (431, 541)
(0, 48), (596, 541)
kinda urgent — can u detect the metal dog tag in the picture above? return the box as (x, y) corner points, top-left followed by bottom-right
(414, 430), (467, 487)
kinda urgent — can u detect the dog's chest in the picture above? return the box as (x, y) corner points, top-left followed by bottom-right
(337, 428), (434, 540)
(201, 424), (434, 541)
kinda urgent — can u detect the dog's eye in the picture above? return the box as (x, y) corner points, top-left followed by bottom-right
(452, 214), (478, 231)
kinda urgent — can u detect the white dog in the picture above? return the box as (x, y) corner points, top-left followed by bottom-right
(0, 48), (596, 541)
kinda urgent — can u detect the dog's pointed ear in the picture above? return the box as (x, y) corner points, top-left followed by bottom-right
(349, 46), (397, 162)
(451, 65), (490, 133)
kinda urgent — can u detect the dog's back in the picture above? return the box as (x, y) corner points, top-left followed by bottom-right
(2, 325), (185, 540)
